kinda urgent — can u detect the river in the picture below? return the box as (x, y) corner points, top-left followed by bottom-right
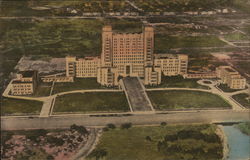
(222, 125), (250, 160)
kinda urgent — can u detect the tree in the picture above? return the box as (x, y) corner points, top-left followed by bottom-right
(161, 122), (167, 126)
(70, 124), (88, 135)
(145, 136), (152, 141)
(107, 123), (116, 129)
(121, 123), (132, 129)
(88, 148), (107, 160)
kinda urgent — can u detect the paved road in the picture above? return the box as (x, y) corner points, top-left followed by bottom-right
(123, 77), (153, 111)
(1, 110), (249, 130)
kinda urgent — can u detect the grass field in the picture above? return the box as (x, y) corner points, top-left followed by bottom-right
(1, 98), (43, 116)
(87, 124), (223, 160)
(149, 76), (209, 89)
(52, 78), (103, 94)
(232, 93), (250, 108)
(33, 82), (52, 97)
(155, 35), (226, 53)
(224, 32), (250, 41)
(148, 90), (231, 110)
(53, 92), (129, 113)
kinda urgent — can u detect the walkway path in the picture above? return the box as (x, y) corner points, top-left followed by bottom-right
(39, 96), (56, 117)
(122, 77), (154, 112)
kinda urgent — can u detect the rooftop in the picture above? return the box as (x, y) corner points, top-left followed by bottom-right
(154, 54), (179, 59)
(12, 80), (33, 84)
(225, 68), (236, 73)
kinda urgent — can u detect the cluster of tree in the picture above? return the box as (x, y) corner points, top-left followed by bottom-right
(25, 129), (48, 143)
(46, 136), (64, 146)
(157, 128), (223, 159)
(70, 124), (89, 135)
(88, 148), (107, 160)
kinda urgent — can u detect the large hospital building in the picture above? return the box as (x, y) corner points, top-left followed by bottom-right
(66, 25), (188, 86)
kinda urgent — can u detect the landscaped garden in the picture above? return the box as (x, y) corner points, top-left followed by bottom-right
(232, 93), (250, 108)
(1, 98), (43, 116)
(147, 90), (231, 110)
(148, 76), (209, 89)
(87, 124), (223, 160)
(53, 92), (129, 114)
(1, 125), (89, 160)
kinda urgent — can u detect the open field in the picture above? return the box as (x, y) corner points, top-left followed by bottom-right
(53, 92), (129, 113)
(148, 76), (209, 89)
(87, 124), (223, 160)
(1, 98), (43, 116)
(33, 82), (52, 97)
(232, 93), (250, 108)
(52, 78), (103, 94)
(148, 90), (231, 110)
(155, 35), (226, 53)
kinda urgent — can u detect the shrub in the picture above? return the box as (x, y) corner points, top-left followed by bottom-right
(107, 123), (116, 129)
(145, 136), (152, 141)
(121, 123), (132, 129)
(161, 122), (167, 126)
(70, 124), (89, 135)
(46, 136), (64, 146)
(88, 148), (107, 160)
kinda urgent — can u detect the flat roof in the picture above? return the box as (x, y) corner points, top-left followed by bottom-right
(12, 80), (33, 84)
(154, 54), (179, 59)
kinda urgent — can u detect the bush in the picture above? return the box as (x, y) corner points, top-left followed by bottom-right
(46, 136), (64, 146)
(70, 124), (89, 135)
(88, 148), (107, 160)
(103, 127), (109, 132)
(121, 123), (132, 129)
(145, 136), (152, 141)
(161, 122), (167, 126)
(77, 137), (83, 142)
(107, 123), (116, 129)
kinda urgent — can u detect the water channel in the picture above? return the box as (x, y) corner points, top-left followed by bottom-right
(222, 125), (250, 160)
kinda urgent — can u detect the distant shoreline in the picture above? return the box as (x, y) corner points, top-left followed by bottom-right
(217, 125), (229, 160)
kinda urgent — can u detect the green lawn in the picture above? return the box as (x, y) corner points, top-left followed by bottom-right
(53, 92), (129, 113)
(224, 32), (250, 41)
(232, 93), (250, 108)
(1, 98), (43, 116)
(217, 84), (242, 92)
(148, 76), (209, 89)
(87, 124), (223, 160)
(155, 35), (226, 53)
(147, 90), (231, 110)
(33, 82), (52, 97)
(52, 78), (103, 94)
